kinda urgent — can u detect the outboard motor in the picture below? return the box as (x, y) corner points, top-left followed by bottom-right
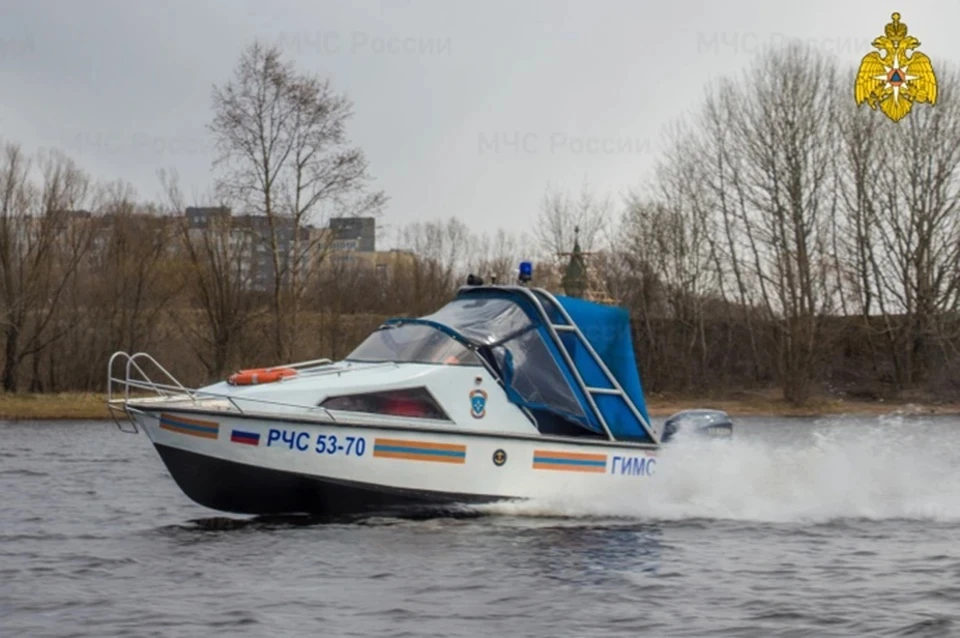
(660, 409), (733, 442)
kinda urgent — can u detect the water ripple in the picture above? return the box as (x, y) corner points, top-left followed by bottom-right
(3, 417), (960, 636)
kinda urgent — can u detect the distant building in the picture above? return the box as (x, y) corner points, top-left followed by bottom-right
(233, 214), (314, 292)
(561, 231), (588, 299)
(559, 227), (617, 305)
(329, 217), (376, 252)
(327, 247), (416, 279)
(179, 210), (396, 290)
(185, 206), (230, 230)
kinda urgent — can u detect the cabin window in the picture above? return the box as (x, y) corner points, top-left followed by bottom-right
(492, 329), (585, 419)
(320, 387), (450, 420)
(346, 324), (481, 366)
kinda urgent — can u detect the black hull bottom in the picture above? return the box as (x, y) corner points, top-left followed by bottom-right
(153, 444), (506, 516)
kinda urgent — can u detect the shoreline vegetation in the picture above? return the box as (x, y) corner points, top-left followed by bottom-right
(3, 391), (959, 422)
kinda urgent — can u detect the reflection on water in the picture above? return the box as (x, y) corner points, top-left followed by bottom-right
(181, 513), (666, 587)
(183, 506), (489, 531)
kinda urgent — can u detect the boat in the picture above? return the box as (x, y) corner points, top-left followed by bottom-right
(107, 264), (732, 517)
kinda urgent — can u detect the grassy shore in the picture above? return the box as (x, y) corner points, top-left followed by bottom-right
(0, 393), (113, 420)
(1, 390), (959, 421)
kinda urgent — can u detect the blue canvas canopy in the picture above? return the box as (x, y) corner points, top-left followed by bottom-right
(389, 286), (655, 443)
(551, 294), (652, 434)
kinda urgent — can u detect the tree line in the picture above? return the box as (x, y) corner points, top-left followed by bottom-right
(1, 41), (958, 405)
(606, 43), (960, 404)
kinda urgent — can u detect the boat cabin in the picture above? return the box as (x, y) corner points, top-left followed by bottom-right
(346, 284), (657, 444)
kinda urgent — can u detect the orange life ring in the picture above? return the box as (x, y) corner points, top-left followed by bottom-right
(227, 367), (298, 385)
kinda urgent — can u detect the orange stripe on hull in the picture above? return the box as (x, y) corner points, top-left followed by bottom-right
(159, 423), (219, 439)
(532, 462), (606, 473)
(159, 413), (219, 429)
(373, 450), (466, 464)
(374, 438), (466, 452)
(533, 450), (608, 462)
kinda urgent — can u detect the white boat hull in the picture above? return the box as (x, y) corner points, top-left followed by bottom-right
(133, 407), (660, 516)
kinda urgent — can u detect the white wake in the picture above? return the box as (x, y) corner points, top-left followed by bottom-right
(477, 416), (960, 524)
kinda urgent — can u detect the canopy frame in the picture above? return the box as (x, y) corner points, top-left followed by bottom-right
(453, 285), (659, 444)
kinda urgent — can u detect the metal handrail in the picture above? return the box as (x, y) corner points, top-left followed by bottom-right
(106, 350), (342, 433)
(270, 357), (334, 370)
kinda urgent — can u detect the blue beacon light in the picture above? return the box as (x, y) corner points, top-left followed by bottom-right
(518, 261), (533, 284)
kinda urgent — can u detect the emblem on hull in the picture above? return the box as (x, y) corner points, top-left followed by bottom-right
(469, 388), (488, 418)
(493, 449), (507, 466)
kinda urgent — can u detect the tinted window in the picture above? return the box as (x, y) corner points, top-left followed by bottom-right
(320, 387), (449, 420)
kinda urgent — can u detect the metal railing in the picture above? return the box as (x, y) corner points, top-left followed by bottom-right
(106, 351), (344, 434)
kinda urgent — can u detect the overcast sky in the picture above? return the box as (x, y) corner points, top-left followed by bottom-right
(1, 0), (956, 246)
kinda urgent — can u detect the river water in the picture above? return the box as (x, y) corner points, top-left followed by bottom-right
(3, 415), (960, 637)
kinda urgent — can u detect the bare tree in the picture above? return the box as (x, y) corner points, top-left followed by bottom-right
(209, 41), (386, 360)
(535, 181), (611, 264)
(727, 44), (841, 404)
(77, 180), (184, 390)
(835, 84), (898, 385)
(867, 65), (960, 386)
(697, 80), (767, 382)
(0, 145), (93, 391)
(468, 227), (531, 284)
(397, 218), (471, 313)
(161, 170), (262, 378)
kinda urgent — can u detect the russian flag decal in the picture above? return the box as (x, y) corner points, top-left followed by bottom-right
(230, 429), (260, 446)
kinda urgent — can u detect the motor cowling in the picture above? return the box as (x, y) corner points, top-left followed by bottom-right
(660, 409), (733, 442)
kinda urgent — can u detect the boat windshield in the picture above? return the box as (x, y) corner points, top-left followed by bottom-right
(420, 297), (531, 345)
(346, 323), (482, 366)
